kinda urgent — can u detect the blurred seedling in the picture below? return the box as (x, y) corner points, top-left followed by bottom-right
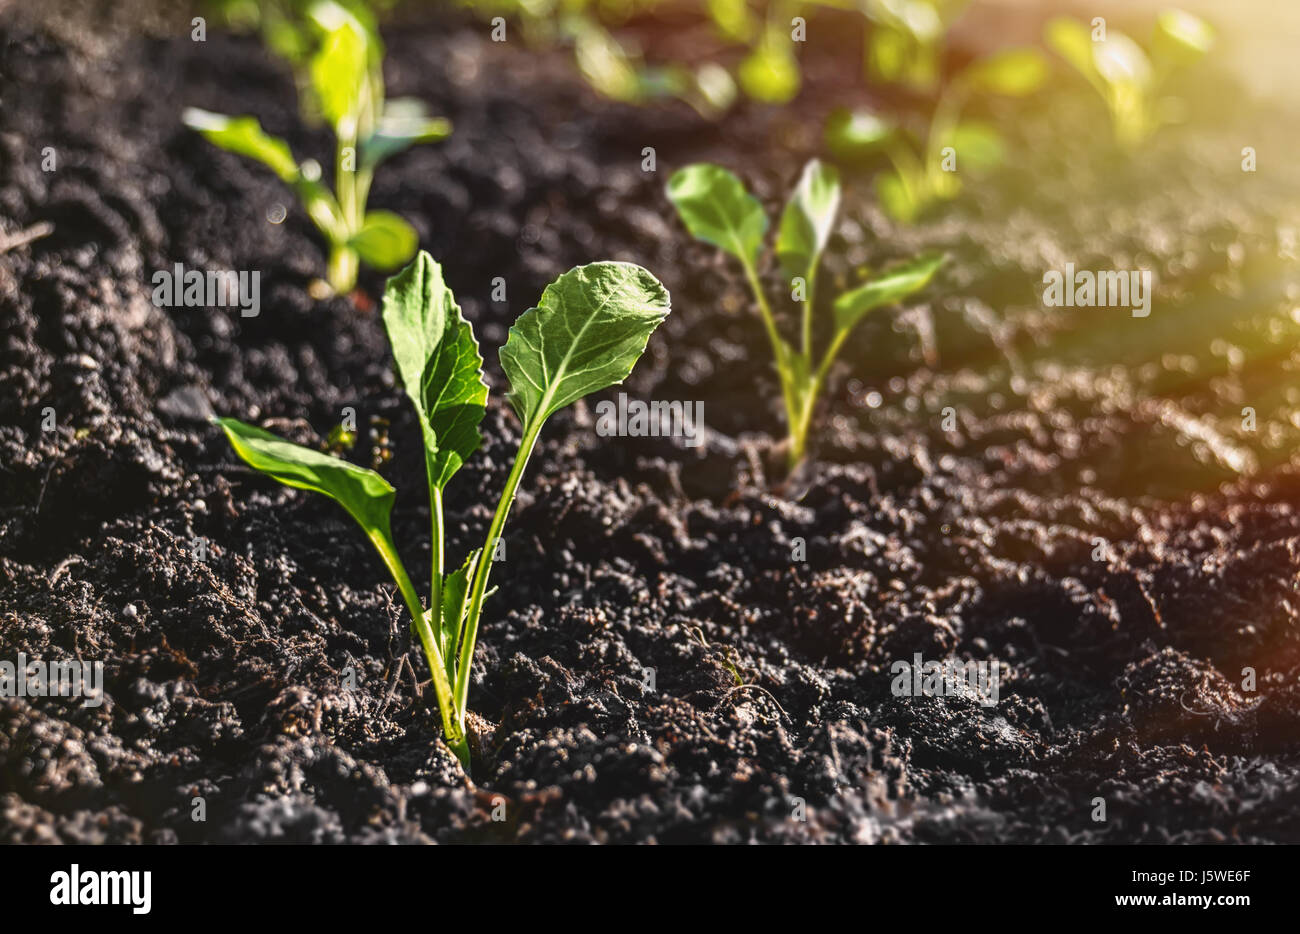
(1045, 9), (1215, 149)
(824, 46), (1047, 222)
(856, 0), (969, 92)
(215, 251), (669, 768)
(668, 159), (943, 470)
(184, 0), (450, 293)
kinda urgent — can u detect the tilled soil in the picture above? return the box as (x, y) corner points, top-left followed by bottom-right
(2, 7), (1300, 843)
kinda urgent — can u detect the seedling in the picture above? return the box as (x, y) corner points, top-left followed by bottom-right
(1045, 9), (1215, 149)
(214, 252), (668, 768)
(859, 0), (969, 92)
(825, 47), (1046, 222)
(184, 0), (450, 293)
(668, 160), (942, 469)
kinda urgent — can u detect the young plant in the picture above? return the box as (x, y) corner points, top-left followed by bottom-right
(1045, 9), (1215, 150)
(825, 47), (1046, 222)
(667, 160), (942, 469)
(859, 0), (969, 92)
(214, 252), (669, 767)
(184, 0), (450, 293)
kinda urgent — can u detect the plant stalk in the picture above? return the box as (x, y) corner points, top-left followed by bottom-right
(369, 530), (469, 768)
(453, 411), (546, 731)
(739, 256), (803, 464)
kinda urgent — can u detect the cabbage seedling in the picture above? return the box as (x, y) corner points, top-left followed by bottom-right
(1045, 9), (1214, 149)
(668, 160), (942, 469)
(825, 47), (1047, 222)
(214, 252), (669, 767)
(184, 0), (450, 293)
(859, 0), (969, 92)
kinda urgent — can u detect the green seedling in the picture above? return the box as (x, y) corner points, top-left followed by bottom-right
(858, 0), (969, 92)
(667, 160), (943, 470)
(1045, 9), (1214, 150)
(215, 252), (669, 768)
(184, 0), (450, 293)
(825, 46), (1047, 222)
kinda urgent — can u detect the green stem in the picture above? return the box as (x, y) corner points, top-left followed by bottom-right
(327, 245), (359, 293)
(801, 268), (816, 358)
(430, 482), (444, 658)
(369, 530), (469, 769)
(789, 328), (854, 469)
(738, 255), (803, 453)
(453, 413), (546, 729)
(327, 129), (362, 293)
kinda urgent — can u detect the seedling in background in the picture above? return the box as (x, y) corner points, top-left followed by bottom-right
(858, 0), (969, 92)
(668, 160), (943, 470)
(215, 252), (669, 768)
(184, 0), (450, 293)
(1045, 9), (1215, 150)
(825, 47), (1047, 222)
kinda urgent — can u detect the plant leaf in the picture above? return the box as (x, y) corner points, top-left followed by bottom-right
(943, 120), (1006, 173)
(349, 211), (418, 270)
(500, 262), (670, 427)
(963, 48), (1049, 97)
(776, 159), (841, 286)
(1045, 18), (1102, 85)
(737, 28), (800, 103)
(1152, 9), (1214, 67)
(875, 170), (918, 224)
(825, 108), (896, 160)
(833, 253), (944, 334)
(666, 164), (768, 267)
(309, 17), (371, 134)
(574, 21), (645, 103)
(362, 98), (452, 169)
(215, 417), (395, 538)
(381, 251), (488, 490)
(1093, 31), (1153, 91)
(438, 548), (480, 664)
(182, 108), (300, 182)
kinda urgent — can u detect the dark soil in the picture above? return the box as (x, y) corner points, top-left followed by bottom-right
(2, 5), (1300, 843)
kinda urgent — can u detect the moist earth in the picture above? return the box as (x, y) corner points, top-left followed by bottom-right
(2, 6), (1300, 843)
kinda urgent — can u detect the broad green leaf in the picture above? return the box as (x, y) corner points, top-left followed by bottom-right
(215, 417), (395, 539)
(776, 159), (841, 286)
(963, 48), (1048, 97)
(666, 164), (768, 267)
(500, 262), (671, 427)
(737, 30), (800, 104)
(362, 98), (452, 169)
(310, 18), (371, 135)
(182, 108), (299, 182)
(349, 211), (418, 270)
(1152, 9), (1214, 67)
(833, 252), (944, 334)
(825, 108), (896, 160)
(381, 251), (488, 491)
(943, 120), (1005, 173)
(1045, 18), (1101, 84)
